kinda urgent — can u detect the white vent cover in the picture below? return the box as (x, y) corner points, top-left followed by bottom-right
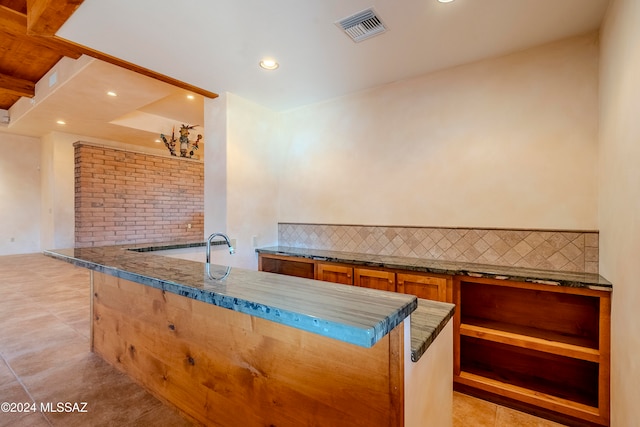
(336, 8), (387, 43)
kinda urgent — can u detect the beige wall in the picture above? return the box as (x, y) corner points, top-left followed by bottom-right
(40, 132), (75, 250)
(278, 34), (599, 230)
(599, 0), (640, 424)
(0, 133), (42, 255)
(204, 93), (282, 269)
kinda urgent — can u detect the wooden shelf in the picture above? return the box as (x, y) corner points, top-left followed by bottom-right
(460, 320), (600, 362)
(460, 280), (600, 348)
(454, 275), (611, 426)
(460, 335), (599, 407)
(456, 371), (604, 425)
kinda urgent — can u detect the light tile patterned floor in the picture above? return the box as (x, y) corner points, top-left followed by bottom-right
(453, 391), (566, 427)
(0, 253), (566, 426)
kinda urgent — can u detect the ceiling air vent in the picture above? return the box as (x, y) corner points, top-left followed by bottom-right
(336, 8), (387, 43)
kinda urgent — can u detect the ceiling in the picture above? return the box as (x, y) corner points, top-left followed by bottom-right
(0, 0), (209, 150)
(0, 0), (81, 110)
(1, 0), (610, 149)
(5, 55), (206, 150)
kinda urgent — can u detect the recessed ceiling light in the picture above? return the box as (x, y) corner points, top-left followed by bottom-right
(438, 0), (454, 2)
(107, 91), (117, 97)
(186, 94), (195, 100)
(154, 139), (161, 143)
(56, 120), (66, 125)
(259, 58), (279, 70)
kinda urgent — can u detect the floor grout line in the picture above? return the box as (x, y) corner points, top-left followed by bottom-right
(0, 350), (54, 426)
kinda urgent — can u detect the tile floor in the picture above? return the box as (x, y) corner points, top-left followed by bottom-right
(0, 253), (566, 426)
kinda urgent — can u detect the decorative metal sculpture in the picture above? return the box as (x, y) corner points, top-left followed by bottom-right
(160, 124), (202, 158)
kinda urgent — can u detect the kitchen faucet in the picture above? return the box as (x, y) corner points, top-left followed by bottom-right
(206, 232), (235, 263)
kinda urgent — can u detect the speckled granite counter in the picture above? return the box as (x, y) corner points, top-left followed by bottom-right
(256, 246), (612, 291)
(44, 243), (420, 349)
(411, 299), (455, 362)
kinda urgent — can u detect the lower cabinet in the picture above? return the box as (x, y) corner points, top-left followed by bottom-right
(397, 272), (450, 302)
(259, 255), (451, 303)
(354, 268), (396, 291)
(258, 252), (611, 426)
(258, 254), (315, 279)
(316, 263), (353, 285)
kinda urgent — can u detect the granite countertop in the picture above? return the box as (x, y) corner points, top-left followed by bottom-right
(411, 299), (455, 362)
(44, 243), (419, 349)
(256, 246), (612, 291)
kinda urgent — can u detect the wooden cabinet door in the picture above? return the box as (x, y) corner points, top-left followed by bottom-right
(354, 268), (396, 292)
(317, 263), (353, 285)
(258, 254), (315, 279)
(397, 272), (448, 302)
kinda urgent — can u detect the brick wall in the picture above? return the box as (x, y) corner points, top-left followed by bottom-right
(75, 143), (204, 247)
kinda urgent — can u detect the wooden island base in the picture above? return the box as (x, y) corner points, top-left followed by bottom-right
(91, 271), (452, 426)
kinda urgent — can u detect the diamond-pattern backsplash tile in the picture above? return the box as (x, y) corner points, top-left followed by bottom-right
(278, 223), (599, 274)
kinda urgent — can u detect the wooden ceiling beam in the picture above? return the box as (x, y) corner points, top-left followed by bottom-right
(0, 4), (28, 34)
(28, 34), (82, 58)
(0, 1), (217, 105)
(55, 37), (219, 99)
(0, 5), (81, 58)
(0, 72), (35, 97)
(26, 0), (83, 36)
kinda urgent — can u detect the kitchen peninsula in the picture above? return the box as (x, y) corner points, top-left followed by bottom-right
(44, 243), (455, 427)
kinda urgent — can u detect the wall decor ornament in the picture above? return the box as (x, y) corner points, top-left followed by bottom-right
(160, 124), (202, 158)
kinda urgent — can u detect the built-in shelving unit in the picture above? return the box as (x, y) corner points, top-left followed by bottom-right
(453, 276), (610, 426)
(257, 250), (611, 426)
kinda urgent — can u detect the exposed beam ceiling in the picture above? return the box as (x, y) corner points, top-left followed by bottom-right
(0, 0), (217, 111)
(0, 72), (34, 97)
(26, 0), (84, 36)
(0, 2), (81, 108)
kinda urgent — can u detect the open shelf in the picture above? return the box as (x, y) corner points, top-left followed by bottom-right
(460, 320), (600, 362)
(456, 371), (602, 423)
(454, 276), (610, 426)
(460, 280), (600, 350)
(460, 336), (599, 408)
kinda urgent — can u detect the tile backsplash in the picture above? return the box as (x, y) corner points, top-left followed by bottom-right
(278, 223), (599, 274)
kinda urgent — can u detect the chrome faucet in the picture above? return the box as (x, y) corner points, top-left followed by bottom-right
(206, 232), (235, 263)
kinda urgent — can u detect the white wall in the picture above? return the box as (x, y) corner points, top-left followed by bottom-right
(204, 94), (228, 236)
(40, 132), (75, 250)
(278, 34), (599, 229)
(0, 133), (42, 255)
(599, 0), (640, 424)
(204, 93), (282, 269)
